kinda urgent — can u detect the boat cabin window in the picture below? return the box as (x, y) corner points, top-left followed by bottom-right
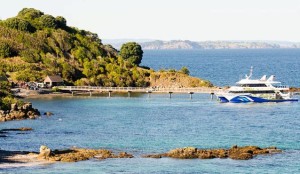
(238, 84), (267, 87)
(229, 91), (275, 94)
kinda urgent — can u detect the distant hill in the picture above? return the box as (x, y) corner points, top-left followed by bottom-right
(139, 40), (300, 50)
(103, 39), (154, 50)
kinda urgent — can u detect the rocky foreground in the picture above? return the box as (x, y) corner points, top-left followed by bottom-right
(37, 145), (134, 162)
(0, 103), (40, 122)
(0, 145), (134, 167)
(0, 145), (282, 168)
(143, 145), (282, 160)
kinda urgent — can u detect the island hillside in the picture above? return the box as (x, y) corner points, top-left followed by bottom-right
(0, 8), (212, 111)
(0, 8), (212, 88)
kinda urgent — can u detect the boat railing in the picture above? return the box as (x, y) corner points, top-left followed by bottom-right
(55, 86), (222, 94)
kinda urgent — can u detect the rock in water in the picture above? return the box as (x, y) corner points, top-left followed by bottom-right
(0, 102), (40, 122)
(38, 145), (52, 159)
(143, 145), (282, 160)
(44, 112), (53, 116)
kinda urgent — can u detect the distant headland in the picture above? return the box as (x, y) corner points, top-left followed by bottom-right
(104, 39), (300, 50)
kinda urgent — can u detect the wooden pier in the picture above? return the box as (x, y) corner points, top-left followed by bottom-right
(56, 86), (223, 97)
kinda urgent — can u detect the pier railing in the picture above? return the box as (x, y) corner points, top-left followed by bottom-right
(56, 86), (223, 94)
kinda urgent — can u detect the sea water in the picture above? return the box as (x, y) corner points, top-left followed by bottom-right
(142, 49), (300, 87)
(1, 49), (300, 173)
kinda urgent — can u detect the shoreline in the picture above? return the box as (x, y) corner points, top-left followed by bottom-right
(0, 150), (53, 168)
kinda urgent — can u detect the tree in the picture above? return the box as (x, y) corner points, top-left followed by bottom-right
(56, 16), (67, 28)
(103, 44), (118, 58)
(52, 29), (72, 54)
(61, 62), (75, 80)
(39, 15), (57, 29)
(119, 42), (143, 65)
(180, 66), (190, 75)
(18, 8), (44, 20)
(20, 49), (41, 63)
(0, 42), (12, 58)
(40, 15), (57, 28)
(2, 17), (35, 32)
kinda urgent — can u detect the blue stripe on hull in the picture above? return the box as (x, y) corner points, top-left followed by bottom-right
(218, 95), (298, 103)
(218, 97), (229, 103)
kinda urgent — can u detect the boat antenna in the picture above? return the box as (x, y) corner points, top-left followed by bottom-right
(245, 66), (253, 79)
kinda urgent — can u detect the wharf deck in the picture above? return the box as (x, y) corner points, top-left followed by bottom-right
(56, 86), (223, 94)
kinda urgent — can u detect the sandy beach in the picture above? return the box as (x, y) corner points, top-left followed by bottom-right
(0, 150), (53, 168)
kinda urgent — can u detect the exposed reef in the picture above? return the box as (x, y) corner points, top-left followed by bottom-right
(143, 145), (282, 160)
(0, 145), (134, 167)
(0, 145), (282, 168)
(38, 145), (134, 162)
(0, 127), (33, 138)
(0, 103), (40, 122)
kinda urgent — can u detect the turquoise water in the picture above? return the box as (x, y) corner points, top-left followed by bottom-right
(1, 49), (300, 173)
(1, 95), (300, 173)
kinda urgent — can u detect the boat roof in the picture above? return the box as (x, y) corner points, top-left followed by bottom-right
(236, 75), (281, 84)
(237, 79), (281, 85)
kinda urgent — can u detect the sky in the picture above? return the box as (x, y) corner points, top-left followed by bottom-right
(0, 0), (300, 42)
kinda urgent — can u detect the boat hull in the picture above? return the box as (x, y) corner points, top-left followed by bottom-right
(217, 94), (298, 103)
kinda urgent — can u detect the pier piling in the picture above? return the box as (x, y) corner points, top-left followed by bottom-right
(147, 91), (152, 98)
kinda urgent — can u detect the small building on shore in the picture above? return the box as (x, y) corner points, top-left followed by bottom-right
(44, 75), (64, 87)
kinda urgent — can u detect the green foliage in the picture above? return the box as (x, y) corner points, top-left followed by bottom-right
(39, 15), (58, 29)
(18, 8), (44, 20)
(168, 69), (176, 73)
(20, 49), (41, 63)
(72, 46), (90, 64)
(1, 8), (198, 88)
(52, 29), (72, 52)
(119, 42), (143, 65)
(0, 42), (12, 58)
(0, 79), (12, 110)
(180, 66), (190, 75)
(15, 69), (43, 82)
(0, 81), (10, 97)
(56, 16), (67, 28)
(61, 62), (75, 80)
(0, 96), (17, 110)
(103, 44), (118, 57)
(52, 86), (60, 92)
(2, 17), (35, 32)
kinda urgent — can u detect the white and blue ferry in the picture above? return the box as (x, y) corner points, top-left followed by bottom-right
(217, 67), (298, 103)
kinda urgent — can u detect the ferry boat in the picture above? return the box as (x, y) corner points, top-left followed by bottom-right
(216, 67), (298, 103)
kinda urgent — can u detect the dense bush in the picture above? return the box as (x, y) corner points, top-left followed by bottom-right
(39, 15), (58, 29)
(56, 16), (67, 28)
(119, 42), (143, 65)
(20, 49), (41, 63)
(18, 8), (44, 20)
(180, 66), (190, 75)
(0, 42), (12, 58)
(2, 17), (35, 32)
